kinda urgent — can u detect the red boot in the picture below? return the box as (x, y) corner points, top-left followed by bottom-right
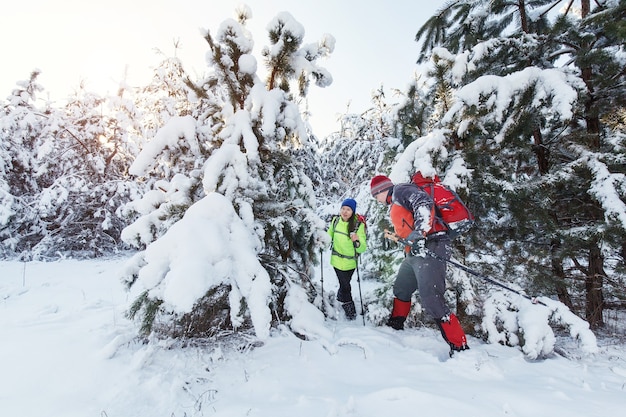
(438, 313), (469, 351)
(387, 298), (411, 330)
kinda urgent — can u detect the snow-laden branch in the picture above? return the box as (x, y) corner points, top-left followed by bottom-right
(129, 116), (199, 177)
(390, 129), (473, 191)
(482, 292), (598, 359)
(123, 192), (272, 339)
(442, 67), (583, 143)
(584, 152), (626, 230)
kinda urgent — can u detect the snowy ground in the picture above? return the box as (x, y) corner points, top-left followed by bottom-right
(1, 258), (625, 417)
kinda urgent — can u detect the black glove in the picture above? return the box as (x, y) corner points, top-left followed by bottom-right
(407, 230), (422, 244)
(407, 230), (425, 256)
(411, 239), (425, 256)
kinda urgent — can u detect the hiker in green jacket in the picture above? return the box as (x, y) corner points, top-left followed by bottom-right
(327, 198), (367, 320)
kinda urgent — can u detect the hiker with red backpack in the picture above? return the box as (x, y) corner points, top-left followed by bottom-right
(327, 198), (367, 320)
(370, 174), (470, 353)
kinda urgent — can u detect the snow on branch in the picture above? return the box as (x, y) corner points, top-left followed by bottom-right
(442, 67), (583, 143)
(585, 152), (626, 230)
(123, 192), (272, 339)
(390, 129), (449, 182)
(390, 128), (473, 191)
(129, 116), (199, 177)
(482, 292), (598, 360)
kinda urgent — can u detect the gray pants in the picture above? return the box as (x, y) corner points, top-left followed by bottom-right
(393, 237), (450, 320)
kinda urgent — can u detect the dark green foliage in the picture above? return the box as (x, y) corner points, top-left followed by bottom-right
(127, 291), (164, 336)
(171, 285), (233, 338)
(409, 0), (626, 328)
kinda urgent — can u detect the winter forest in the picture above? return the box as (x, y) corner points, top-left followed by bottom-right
(2, 0), (626, 359)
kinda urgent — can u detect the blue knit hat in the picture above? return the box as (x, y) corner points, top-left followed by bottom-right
(341, 198), (357, 213)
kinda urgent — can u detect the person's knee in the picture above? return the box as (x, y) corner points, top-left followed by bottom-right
(393, 283), (415, 302)
(420, 293), (448, 319)
(394, 266), (417, 300)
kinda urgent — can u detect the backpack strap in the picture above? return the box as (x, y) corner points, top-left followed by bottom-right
(331, 215), (340, 231)
(329, 215), (359, 260)
(333, 214), (364, 235)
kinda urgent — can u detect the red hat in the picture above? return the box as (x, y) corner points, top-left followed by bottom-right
(370, 175), (393, 197)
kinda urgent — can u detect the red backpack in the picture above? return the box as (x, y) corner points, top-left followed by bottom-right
(411, 172), (474, 238)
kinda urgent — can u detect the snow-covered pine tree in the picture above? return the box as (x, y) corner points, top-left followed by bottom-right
(317, 87), (398, 204)
(0, 71), (52, 258)
(394, 74), (433, 148)
(557, 0), (626, 327)
(117, 53), (211, 244)
(48, 86), (141, 256)
(413, 0), (626, 338)
(121, 6), (335, 340)
(129, 51), (197, 155)
(0, 70), (142, 258)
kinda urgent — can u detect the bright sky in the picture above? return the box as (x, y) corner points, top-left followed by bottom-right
(1, 0), (441, 137)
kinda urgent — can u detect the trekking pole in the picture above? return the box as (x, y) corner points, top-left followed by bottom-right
(320, 248), (325, 314)
(383, 230), (547, 306)
(355, 252), (366, 326)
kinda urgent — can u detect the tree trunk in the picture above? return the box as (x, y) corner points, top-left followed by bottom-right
(581, 0), (590, 18)
(518, 0), (528, 33)
(585, 242), (605, 329)
(550, 238), (572, 308)
(577, 0), (603, 329)
(452, 131), (463, 150)
(532, 128), (550, 174)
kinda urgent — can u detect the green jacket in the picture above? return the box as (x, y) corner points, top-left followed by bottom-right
(327, 216), (367, 271)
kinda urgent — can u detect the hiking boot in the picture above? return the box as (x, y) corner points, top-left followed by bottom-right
(386, 316), (406, 330)
(386, 298), (410, 330)
(342, 301), (357, 320)
(437, 313), (469, 351)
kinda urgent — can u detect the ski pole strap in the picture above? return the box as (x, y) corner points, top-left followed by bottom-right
(383, 230), (546, 306)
